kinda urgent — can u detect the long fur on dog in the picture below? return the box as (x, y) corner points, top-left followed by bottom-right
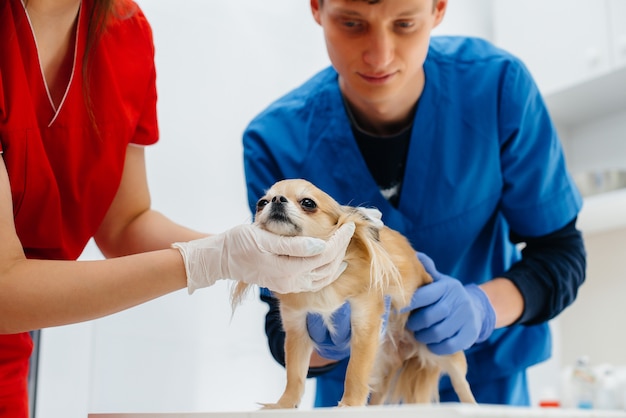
(232, 179), (476, 408)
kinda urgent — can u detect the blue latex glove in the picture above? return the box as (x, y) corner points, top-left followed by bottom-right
(307, 297), (391, 360)
(307, 303), (352, 360)
(403, 253), (496, 356)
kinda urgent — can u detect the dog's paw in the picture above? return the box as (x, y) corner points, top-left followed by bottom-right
(258, 402), (298, 410)
(337, 398), (368, 407)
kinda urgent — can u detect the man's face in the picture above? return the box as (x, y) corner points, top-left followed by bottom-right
(311, 0), (446, 112)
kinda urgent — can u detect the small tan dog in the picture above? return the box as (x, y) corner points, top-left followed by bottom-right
(233, 179), (476, 408)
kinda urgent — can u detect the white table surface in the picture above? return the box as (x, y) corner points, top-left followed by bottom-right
(89, 404), (626, 418)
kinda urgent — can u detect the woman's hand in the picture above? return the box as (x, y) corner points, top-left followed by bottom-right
(173, 222), (355, 294)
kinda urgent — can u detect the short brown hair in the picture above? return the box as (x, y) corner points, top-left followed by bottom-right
(319, 0), (438, 9)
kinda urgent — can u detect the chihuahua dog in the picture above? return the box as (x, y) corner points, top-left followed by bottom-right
(232, 179), (476, 408)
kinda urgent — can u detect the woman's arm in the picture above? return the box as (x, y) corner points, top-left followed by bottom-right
(0, 147), (191, 334)
(0, 145), (354, 333)
(94, 145), (207, 257)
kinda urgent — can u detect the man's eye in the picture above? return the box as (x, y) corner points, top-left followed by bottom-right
(300, 198), (317, 211)
(341, 19), (364, 30)
(395, 20), (415, 30)
(256, 199), (269, 211)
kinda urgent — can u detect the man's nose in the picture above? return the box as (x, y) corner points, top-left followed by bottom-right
(363, 28), (394, 69)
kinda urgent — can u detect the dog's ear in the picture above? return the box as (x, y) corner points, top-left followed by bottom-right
(339, 205), (401, 294)
(355, 207), (384, 229)
(339, 206), (381, 242)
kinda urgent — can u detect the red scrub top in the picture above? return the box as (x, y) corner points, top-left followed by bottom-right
(0, 0), (159, 415)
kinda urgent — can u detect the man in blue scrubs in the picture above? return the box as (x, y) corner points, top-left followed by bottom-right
(243, 0), (586, 407)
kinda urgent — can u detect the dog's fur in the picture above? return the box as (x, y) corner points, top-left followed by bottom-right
(232, 179), (476, 408)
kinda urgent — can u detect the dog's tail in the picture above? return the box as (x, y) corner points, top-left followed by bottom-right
(387, 356), (441, 404)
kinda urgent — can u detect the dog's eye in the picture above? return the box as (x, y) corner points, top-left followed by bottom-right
(300, 198), (317, 212)
(256, 199), (269, 211)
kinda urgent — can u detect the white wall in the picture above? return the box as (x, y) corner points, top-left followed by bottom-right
(563, 109), (626, 175)
(34, 1), (584, 416)
(558, 225), (626, 367)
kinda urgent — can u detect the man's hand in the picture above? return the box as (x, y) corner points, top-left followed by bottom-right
(402, 253), (496, 355)
(307, 296), (391, 361)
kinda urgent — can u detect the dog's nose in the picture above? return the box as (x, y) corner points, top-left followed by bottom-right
(272, 195), (288, 204)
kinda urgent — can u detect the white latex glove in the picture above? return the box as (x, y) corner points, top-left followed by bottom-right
(172, 222), (355, 295)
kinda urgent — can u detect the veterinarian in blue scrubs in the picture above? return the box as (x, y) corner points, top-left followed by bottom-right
(243, 0), (586, 407)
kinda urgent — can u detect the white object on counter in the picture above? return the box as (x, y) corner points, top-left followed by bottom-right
(577, 188), (626, 235)
(88, 403), (626, 418)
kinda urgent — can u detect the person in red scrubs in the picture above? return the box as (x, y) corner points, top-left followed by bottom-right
(0, 0), (355, 416)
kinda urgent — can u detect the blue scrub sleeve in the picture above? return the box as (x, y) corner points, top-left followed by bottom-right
(498, 60), (582, 237)
(503, 218), (586, 324)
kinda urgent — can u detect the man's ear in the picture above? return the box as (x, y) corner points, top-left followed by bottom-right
(432, 0), (448, 28)
(310, 0), (322, 26)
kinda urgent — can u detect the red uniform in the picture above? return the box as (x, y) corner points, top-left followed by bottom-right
(0, 0), (159, 414)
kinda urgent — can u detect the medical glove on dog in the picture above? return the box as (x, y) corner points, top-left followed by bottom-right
(307, 303), (352, 360)
(403, 253), (496, 356)
(173, 222), (355, 295)
(307, 297), (391, 361)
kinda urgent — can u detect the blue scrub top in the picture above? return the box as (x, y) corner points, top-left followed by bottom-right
(243, 36), (582, 405)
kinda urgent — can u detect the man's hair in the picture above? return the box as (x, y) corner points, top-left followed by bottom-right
(319, 0), (439, 8)
(319, 0), (382, 4)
